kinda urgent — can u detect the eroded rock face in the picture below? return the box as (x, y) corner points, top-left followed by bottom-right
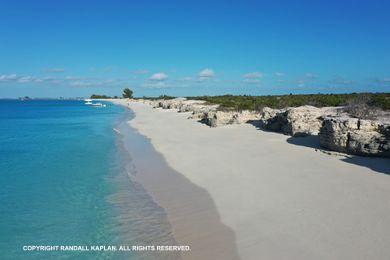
(259, 107), (287, 132)
(187, 104), (219, 120)
(319, 117), (390, 158)
(177, 104), (193, 112)
(204, 110), (260, 127)
(236, 110), (261, 124)
(284, 106), (323, 136)
(258, 106), (322, 136)
(159, 100), (178, 109)
(152, 99), (215, 115)
(204, 111), (236, 127)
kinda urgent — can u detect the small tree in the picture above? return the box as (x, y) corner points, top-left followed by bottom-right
(122, 88), (133, 99)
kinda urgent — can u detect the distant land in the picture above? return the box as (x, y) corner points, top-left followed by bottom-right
(90, 92), (390, 111)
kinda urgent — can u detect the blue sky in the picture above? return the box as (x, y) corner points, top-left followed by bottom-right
(0, 0), (389, 98)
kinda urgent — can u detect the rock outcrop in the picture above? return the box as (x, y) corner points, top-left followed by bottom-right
(259, 107), (287, 132)
(142, 98), (210, 113)
(204, 110), (260, 127)
(284, 106), (323, 136)
(128, 98), (390, 158)
(319, 117), (390, 158)
(259, 106), (323, 136)
(187, 104), (219, 120)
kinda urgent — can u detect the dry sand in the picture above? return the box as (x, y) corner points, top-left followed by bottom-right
(113, 100), (390, 260)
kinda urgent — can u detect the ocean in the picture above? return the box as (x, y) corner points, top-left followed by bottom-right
(0, 100), (178, 259)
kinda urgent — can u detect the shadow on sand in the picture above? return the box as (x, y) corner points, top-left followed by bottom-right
(340, 156), (390, 175)
(286, 135), (390, 175)
(286, 135), (321, 149)
(247, 120), (262, 129)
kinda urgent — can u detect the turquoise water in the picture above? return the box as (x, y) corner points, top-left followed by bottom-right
(0, 100), (177, 259)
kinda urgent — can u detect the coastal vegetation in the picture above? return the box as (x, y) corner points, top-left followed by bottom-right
(93, 91), (389, 116)
(122, 88), (133, 98)
(140, 95), (176, 100)
(90, 94), (114, 99)
(187, 93), (390, 111)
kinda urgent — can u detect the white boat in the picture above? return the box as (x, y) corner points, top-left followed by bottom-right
(84, 98), (92, 102)
(85, 101), (93, 105)
(91, 102), (106, 107)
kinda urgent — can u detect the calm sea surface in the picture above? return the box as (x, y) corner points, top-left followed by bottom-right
(0, 100), (178, 259)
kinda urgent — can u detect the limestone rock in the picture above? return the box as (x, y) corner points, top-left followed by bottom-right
(187, 104), (218, 120)
(205, 110), (260, 127)
(259, 106), (324, 136)
(284, 106), (323, 136)
(319, 117), (390, 158)
(259, 107), (287, 132)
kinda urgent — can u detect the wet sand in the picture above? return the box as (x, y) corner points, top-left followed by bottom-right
(113, 99), (390, 260)
(117, 108), (240, 260)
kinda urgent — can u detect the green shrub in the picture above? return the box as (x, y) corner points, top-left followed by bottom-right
(188, 93), (390, 111)
(90, 94), (111, 99)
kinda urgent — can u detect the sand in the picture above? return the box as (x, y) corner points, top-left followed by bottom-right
(113, 99), (390, 260)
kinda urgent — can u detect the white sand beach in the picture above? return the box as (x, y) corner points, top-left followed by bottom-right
(114, 99), (390, 260)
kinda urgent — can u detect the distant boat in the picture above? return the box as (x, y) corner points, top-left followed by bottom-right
(84, 98), (106, 107)
(91, 102), (106, 107)
(84, 98), (93, 105)
(19, 96), (30, 101)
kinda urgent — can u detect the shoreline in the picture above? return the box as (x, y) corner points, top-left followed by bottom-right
(112, 99), (390, 259)
(115, 102), (241, 259)
(109, 109), (181, 260)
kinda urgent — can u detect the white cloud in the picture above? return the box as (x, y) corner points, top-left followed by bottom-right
(198, 68), (215, 78)
(150, 72), (168, 81)
(0, 74), (18, 82)
(275, 72), (285, 77)
(0, 73), (135, 87)
(243, 72), (263, 79)
(0, 74), (43, 83)
(65, 76), (83, 81)
(69, 81), (96, 87)
(18, 76), (37, 83)
(0, 74), (62, 84)
(242, 72), (262, 84)
(243, 79), (261, 84)
(68, 78), (123, 87)
(41, 76), (56, 81)
(295, 73), (318, 85)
